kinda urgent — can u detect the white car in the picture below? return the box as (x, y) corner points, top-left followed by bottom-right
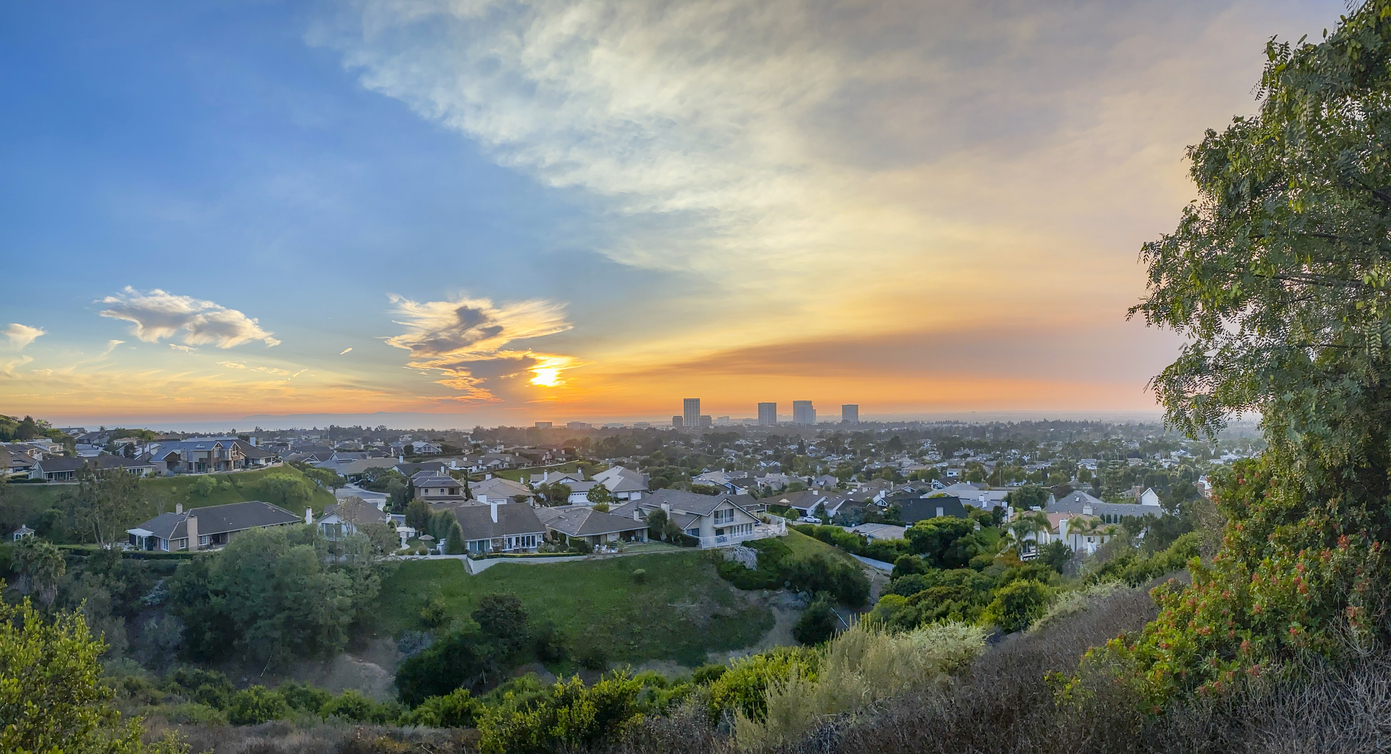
(797, 516), (822, 524)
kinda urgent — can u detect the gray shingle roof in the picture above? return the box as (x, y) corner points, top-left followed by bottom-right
(441, 502), (546, 540)
(535, 505), (648, 537)
(1049, 490), (1158, 518)
(35, 455), (154, 473)
(131, 500), (302, 540)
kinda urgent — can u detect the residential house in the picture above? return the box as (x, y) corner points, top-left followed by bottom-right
(145, 437), (273, 475)
(30, 455), (158, 482)
(471, 476), (536, 504)
(440, 501), (547, 555)
(317, 495), (412, 546)
(535, 505), (648, 548)
(590, 465), (649, 501)
(609, 488), (778, 548)
(414, 474), (467, 503)
(762, 489), (853, 519)
(934, 482), (1010, 510)
(0, 447), (36, 477)
(410, 441), (443, 455)
(889, 493), (968, 525)
(1049, 490), (1162, 525)
(126, 500), (305, 552)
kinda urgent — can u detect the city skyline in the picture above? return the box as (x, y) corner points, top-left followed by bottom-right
(0, 0), (1343, 427)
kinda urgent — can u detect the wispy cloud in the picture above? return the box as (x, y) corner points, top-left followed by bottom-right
(339, 347), (353, 355)
(168, 344), (197, 353)
(385, 293), (573, 401)
(218, 361), (247, 369)
(99, 287), (280, 349)
(98, 339), (125, 358)
(3, 323), (45, 350)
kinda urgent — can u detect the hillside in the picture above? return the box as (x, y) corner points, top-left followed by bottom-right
(0, 465), (334, 543)
(378, 550), (775, 667)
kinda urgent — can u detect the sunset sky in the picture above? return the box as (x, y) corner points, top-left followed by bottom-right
(0, 0), (1343, 429)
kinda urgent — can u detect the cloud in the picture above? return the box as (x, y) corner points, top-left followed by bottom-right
(99, 340), (125, 358)
(168, 344), (197, 353)
(99, 287), (279, 349)
(3, 323), (45, 350)
(218, 361), (247, 369)
(340, 347), (353, 355)
(316, 0), (1336, 373)
(385, 294), (574, 400)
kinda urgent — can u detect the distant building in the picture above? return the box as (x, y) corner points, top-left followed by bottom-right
(758, 402), (778, 426)
(683, 398), (701, 429)
(699, 415), (713, 429)
(672, 415), (684, 428)
(842, 404), (859, 424)
(793, 401), (816, 425)
(716, 416), (731, 426)
(535, 421), (552, 429)
(567, 421), (591, 430)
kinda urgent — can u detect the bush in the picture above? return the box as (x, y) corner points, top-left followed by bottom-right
(276, 681), (332, 715)
(420, 596), (452, 629)
(631, 568), (647, 584)
(321, 689), (381, 722)
(706, 647), (818, 723)
(981, 579), (1052, 634)
(395, 629), (500, 706)
(402, 687), (483, 728)
(691, 664), (728, 685)
(531, 620), (569, 663)
(577, 642), (610, 671)
(783, 554), (870, 607)
(792, 598), (840, 646)
(227, 686), (290, 725)
(478, 674), (645, 754)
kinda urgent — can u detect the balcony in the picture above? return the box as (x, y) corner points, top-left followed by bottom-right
(697, 517), (786, 549)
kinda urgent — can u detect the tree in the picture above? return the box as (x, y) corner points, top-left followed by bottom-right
(190, 475), (219, 498)
(586, 483), (613, 505)
(395, 629), (502, 706)
(1110, 2), (1391, 704)
(11, 537), (65, 609)
(1005, 484), (1048, 511)
(71, 464), (145, 547)
(0, 591), (147, 752)
(257, 471), (315, 509)
(538, 483), (571, 506)
(792, 597), (840, 645)
(904, 516), (976, 567)
(473, 593), (529, 653)
(405, 498), (431, 533)
(981, 579), (1051, 634)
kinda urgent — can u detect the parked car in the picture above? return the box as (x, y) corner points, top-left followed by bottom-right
(796, 516), (822, 524)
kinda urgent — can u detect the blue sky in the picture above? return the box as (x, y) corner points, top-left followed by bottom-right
(0, 0), (1346, 429)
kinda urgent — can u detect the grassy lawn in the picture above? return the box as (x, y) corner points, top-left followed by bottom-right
(378, 551), (773, 667)
(1, 465), (334, 542)
(783, 528), (863, 566)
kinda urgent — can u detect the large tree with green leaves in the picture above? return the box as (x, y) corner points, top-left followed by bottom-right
(1110, 1), (1391, 705)
(71, 465), (145, 547)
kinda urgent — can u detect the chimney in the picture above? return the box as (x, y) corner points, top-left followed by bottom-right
(490, 501), (499, 523)
(1082, 504), (1093, 516)
(1059, 517), (1070, 543)
(633, 509), (642, 521)
(175, 502), (183, 515)
(399, 455), (404, 464)
(543, 470), (549, 483)
(660, 502), (670, 514)
(305, 507), (313, 525)
(186, 513), (199, 551)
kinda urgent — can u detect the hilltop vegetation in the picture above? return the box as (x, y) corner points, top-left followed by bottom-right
(0, 465), (333, 544)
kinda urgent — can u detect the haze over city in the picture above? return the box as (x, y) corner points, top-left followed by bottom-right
(1, 0), (1340, 428)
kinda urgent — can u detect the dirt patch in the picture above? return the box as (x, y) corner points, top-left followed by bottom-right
(706, 590), (804, 665)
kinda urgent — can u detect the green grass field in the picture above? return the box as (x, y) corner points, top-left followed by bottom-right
(378, 550), (774, 667)
(0, 465), (334, 542)
(782, 528), (864, 565)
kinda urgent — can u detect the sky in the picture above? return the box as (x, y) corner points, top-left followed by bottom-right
(0, 0), (1347, 430)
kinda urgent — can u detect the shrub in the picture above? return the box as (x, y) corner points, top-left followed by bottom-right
(321, 689), (382, 722)
(792, 598), (841, 646)
(227, 686), (290, 725)
(277, 681), (332, 715)
(1029, 581), (1127, 635)
(631, 568), (647, 584)
(531, 620), (569, 663)
(577, 642), (609, 671)
(402, 687), (483, 728)
(478, 674), (645, 754)
(472, 593), (529, 653)
(783, 554), (870, 607)
(420, 597), (452, 629)
(734, 621), (986, 749)
(706, 647), (818, 723)
(395, 630), (500, 706)
(690, 664), (728, 685)
(981, 579), (1052, 634)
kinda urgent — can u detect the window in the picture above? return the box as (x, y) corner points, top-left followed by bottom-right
(199, 535), (210, 546)
(714, 508), (736, 525)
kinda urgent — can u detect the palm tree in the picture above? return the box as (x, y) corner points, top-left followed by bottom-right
(12, 537), (65, 608)
(1006, 511), (1051, 551)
